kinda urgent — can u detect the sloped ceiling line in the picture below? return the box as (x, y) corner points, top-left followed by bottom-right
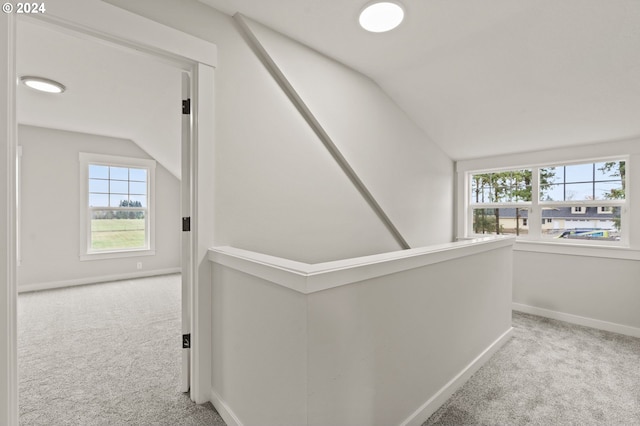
(233, 13), (410, 250)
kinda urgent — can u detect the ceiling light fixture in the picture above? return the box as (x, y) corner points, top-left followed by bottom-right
(359, 1), (405, 33)
(20, 76), (66, 94)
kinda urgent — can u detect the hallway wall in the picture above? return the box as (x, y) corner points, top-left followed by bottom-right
(105, 0), (455, 263)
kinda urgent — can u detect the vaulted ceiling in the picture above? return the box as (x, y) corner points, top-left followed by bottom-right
(16, 18), (182, 177)
(16, 1), (640, 167)
(199, 0), (640, 160)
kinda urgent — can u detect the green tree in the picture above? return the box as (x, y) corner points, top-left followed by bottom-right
(598, 161), (625, 230)
(599, 161), (625, 199)
(472, 168), (556, 235)
(117, 200), (144, 219)
(472, 173), (488, 233)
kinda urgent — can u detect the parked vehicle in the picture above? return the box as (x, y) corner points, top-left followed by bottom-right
(556, 229), (619, 240)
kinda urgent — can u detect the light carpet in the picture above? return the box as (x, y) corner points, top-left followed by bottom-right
(18, 274), (225, 426)
(425, 311), (640, 425)
(20, 278), (640, 425)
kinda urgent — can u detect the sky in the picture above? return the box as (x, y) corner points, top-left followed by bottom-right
(88, 165), (148, 209)
(471, 161), (624, 203)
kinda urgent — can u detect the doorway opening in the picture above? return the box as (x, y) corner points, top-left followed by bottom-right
(14, 15), (195, 423)
(4, 5), (217, 422)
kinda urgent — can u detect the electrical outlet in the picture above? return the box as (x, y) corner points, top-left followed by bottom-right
(136, 262), (143, 270)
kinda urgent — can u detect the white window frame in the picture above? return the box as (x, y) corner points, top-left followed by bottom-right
(464, 157), (629, 247)
(79, 153), (156, 261)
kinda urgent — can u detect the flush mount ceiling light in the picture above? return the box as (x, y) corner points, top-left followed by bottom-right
(359, 1), (405, 33)
(20, 76), (66, 94)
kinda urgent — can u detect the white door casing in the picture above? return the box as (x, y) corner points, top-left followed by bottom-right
(181, 71), (192, 393)
(1, 11), (18, 426)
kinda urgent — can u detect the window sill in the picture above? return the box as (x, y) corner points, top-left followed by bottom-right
(513, 240), (640, 260)
(80, 249), (156, 261)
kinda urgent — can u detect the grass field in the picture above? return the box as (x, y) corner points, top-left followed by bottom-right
(91, 218), (145, 250)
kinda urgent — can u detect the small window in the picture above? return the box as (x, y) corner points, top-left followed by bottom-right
(571, 206), (585, 214)
(80, 153), (156, 260)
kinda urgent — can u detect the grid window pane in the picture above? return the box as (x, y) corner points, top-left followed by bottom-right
(540, 167), (561, 185)
(564, 183), (593, 200)
(129, 168), (147, 182)
(565, 163), (593, 183)
(110, 194), (128, 208)
(129, 181), (147, 195)
(594, 161), (625, 181)
(129, 195), (147, 207)
(595, 182), (623, 200)
(472, 208), (529, 236)
(110, 167), (128, 180)
(89, 165), (109, 179)
(89, 179), (108, 193)
(89, 193), (109, 207)
(541, 184), (564, 201)
(110, 180), (129, 194)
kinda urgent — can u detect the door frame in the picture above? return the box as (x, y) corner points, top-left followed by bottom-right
(1, 2), (217, 423)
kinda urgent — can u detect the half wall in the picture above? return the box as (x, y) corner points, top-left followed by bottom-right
(208, 236), (514, 426)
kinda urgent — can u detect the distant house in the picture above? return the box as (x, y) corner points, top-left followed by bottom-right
(474, 206), (619, 238)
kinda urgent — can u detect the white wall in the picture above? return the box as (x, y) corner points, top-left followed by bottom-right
(208, 237), (514, 426)
(17, 125), (181, 290)
(211, 265), (308, 426)
(306, 248), (512, 426)
(457, 138), (640, 336)
(513, 251), (640, 331)
(244, 18), (454, 249)
(104, 0), (454, 263)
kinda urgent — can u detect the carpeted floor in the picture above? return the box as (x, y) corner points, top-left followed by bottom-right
(425, 311), (640, 426)
(18, 274), (225, 426)
(20, 278), (640, 426)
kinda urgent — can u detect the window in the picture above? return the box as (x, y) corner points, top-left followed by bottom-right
(598, 206), (613, 214)
(467, 159), (626, 244)
(470, 169), (532, 236)
(80, 153), (156, 260)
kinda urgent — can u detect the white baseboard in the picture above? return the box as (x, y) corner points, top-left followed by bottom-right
(18, 268), (181, 293)
(400, 326), (514, 426)
(210, 389), (243, 426)
(513, 303), (640, 339)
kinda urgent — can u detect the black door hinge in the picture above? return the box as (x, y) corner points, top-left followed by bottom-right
(182, 217), (191, 232)
(182, 99), (191, 115)
(182, 334), (191, 349)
